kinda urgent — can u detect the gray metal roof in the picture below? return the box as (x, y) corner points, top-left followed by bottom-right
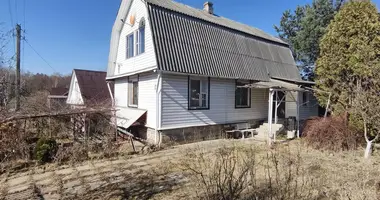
(146, 0), (286, 45)
(147, 2), (301, 81)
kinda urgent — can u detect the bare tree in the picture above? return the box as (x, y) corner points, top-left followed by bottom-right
(352, 73), (380, 159)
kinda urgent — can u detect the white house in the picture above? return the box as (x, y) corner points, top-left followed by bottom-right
(106, 0), (319, 144)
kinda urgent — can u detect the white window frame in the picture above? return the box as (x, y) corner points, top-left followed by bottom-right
(235, 80), (251, 108)
(128, 76), (138, 107)
(126, 33), (134, 59)
(135, 29), (140, 56)
(188, 76), (210, 110)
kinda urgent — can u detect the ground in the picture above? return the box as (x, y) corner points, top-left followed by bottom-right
(0, 139), (379, 199)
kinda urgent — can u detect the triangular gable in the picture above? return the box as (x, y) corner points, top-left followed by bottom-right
(66, 71), (85, 105)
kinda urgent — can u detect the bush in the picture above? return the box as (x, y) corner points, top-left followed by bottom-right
(35, 138), (58, 163)
(303, 116), (363, 151)
(178, 145), (318, 200)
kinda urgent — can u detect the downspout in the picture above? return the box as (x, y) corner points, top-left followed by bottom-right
(155, 71), (162, 147)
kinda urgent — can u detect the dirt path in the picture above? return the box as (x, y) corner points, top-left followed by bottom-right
(0, 139), (260, 199)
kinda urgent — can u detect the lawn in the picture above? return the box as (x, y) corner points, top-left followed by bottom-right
(1, 139), (379, 199)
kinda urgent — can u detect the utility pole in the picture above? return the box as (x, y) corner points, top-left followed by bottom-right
(15, 24), (21, 111)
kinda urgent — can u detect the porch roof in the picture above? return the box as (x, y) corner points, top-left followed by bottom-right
(241, 79), (307, 91)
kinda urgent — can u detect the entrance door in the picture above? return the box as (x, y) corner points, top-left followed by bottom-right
(273, 91), (286, 119)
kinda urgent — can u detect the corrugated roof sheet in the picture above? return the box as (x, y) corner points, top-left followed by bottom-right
(146, 0), (286, 45)
(147, 2), (301, 81)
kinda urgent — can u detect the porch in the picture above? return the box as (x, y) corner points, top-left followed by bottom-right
(237, 78), (317, 144)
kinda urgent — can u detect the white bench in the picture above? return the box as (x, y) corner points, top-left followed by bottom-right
(226, 123), (257, 139)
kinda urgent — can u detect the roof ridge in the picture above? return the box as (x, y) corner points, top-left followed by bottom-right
(73, 69), (107, 73)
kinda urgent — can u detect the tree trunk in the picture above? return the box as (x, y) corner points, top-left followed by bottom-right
(364, 140), (372, 159)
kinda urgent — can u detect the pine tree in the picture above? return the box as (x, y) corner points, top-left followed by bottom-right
(315, 0), (380, 114)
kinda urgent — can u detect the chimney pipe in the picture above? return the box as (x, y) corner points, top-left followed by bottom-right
(203, 1), (214, 15)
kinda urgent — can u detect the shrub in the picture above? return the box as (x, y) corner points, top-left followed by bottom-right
(303, 116), (363, 151)
(34, 138), (58, 163)
(178, 145), (318, 200)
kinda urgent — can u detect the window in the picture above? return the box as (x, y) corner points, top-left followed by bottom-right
(128, 76), (138, 107)
(126, 33), (134, 59)
(188, 76), (209, 110)
(302, 92), (308, 106)
(235, 80), (251, 108)
(136, 18), (145, 55)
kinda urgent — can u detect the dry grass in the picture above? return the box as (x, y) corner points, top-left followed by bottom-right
(0, 139), (379, 199)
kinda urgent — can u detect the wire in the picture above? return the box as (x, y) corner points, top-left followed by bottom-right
(24, 38), (57, 73)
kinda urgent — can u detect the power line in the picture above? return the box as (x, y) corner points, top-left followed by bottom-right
(24, 38), (57, 73)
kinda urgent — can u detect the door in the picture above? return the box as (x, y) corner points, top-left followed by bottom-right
(273, 91), (286, 119)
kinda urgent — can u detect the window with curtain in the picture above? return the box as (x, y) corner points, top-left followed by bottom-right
(189, 77), (209, 109)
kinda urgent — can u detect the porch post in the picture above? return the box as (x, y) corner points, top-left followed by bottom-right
(274, 90), (278, 124)
(268, 89), (274, 145)
(296, 92), (300, 138)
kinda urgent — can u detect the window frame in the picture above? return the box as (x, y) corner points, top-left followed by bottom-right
(128, 75), (139, 108)
(188, 76), (210, 110)
(126, 33), (134, 59)
(301, 92), (309, 107)
(235, 80), (251, 109)
(139, 25), (145, 54)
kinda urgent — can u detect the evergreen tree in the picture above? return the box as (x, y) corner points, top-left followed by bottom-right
(275, 0), (344, 80)
(315, 0), (380, 113)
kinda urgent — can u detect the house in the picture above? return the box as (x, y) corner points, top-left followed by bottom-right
(106, 0), (319, 144)
(48, 87), (68, 110)
(67, 69), (112, 108)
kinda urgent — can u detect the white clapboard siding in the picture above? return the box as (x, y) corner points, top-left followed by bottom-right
(285, 91), (297, 118)
(114, 77), (129, 108)
(286, 92), (319, 120)
(138, 72), (157, 128)
(66, 73), (84, 105)
(161, 74), (269, 129)
(114, 72), (157, 129)
(115, 0), (157, 75)
(299, 93), (319, 120)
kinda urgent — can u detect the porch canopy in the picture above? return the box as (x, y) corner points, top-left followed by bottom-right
(240, 78), (314, 143)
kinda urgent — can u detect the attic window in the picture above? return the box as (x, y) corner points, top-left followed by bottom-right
(126, 33), (134, 59)
(135, 18), (145, 55)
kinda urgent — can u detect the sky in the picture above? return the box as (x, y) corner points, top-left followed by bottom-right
(1, 0), (379, 75)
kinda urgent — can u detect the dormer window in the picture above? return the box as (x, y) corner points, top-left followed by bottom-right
(126, 18), (145, 59)
(136, 18), (145, 55)
(126, 33), (134, 59)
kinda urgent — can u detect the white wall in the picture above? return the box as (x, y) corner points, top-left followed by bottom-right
(285, 91), (319, 120)
(66, 73), (84, 105)
(114, 0), (157, 76)
(114, 72), (157, 129)
(161, 74), (269, 129)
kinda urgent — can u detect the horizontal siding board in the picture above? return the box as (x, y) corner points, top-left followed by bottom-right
(115, 0), (157, 75)
(161, 74), (269, 129)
